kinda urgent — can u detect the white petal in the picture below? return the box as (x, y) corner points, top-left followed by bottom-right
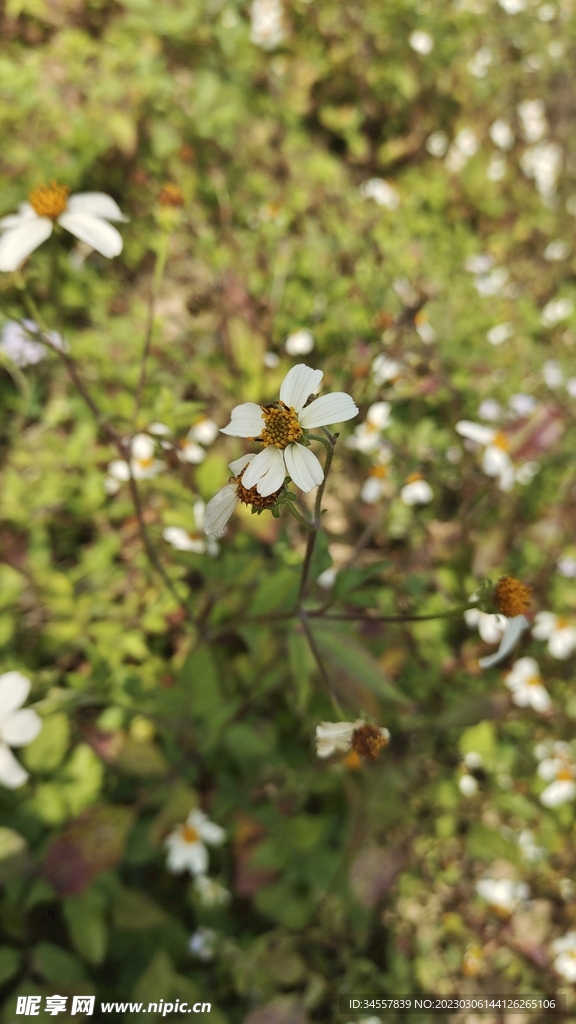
(220, 403), (264, 437)
(482, 445), (509, 478)
(162, 527), (204, 553)
(279, 364), (324, 412)
(241, 446), (285, 496)
(284, 443), (324, 492)
(0, 672), (31, 721)
(532, 611), (556, 639)
(400, 480), (433, 505)
(0, 208), (38, 230)
(183, 842), (209, 875)
(108, 459), (130, 482)
(299, 393), (358, 429)
(540, 779), (576, 808)
(549, 629), (576, 659)
(529, 686), (551, 712)
(479, 614), (530, 669)
(67, 192), (129, 222)
(0, 219), (53, 272)
(189, 419), (219, 445)
(455, 420), (495, 444)
(204, 485), (239, 537)
(131, 434), (155, 460)
(2, 708), (42, 747)
(478, 613), (506, 644)
(189, 810), (226, 846)
(228, 453), (255, 475)
(57, 211), (123, 258)
(0, 743), (28, 789)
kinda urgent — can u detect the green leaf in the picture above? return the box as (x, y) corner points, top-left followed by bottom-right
(63, 889), (108, 965)
(22, 713), (70, 773)
(112, 888), (169, 930)
(0, 946), (21, 986)
(311, 623), (412, 707)
(32, 942), (88, 984)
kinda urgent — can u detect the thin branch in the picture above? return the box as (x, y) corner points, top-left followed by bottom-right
(300, 612), (344, 718)
(297, 431), (336, 604)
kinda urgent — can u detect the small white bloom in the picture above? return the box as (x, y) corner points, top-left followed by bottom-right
(360, 470), (389, 504)
(285, 329), (314, 356)
(487, 155), (507, 181)
(456, 420), (515, 491)
(415, 319), (436, 344)
(163, 501), (219, 556)
(468, 46), (492, 77)
(249, 0), (285, 49)
(426, 131), (448, 157)
(263, 351), (280, 368)
(148, 422), (171, 437)
(165, 809), (225, 876)
(359, 179), (400, 210)
(509, 393), (537, 416)
(474, 267), (509, 297)
(189, 926), (217, 961)
(552, 933), (576, 981)
(535, 741), (576, 807)
(515, 461), (539, 485)
(476, 877), (529, 915)
(459, 773), (478, 796)
(542, 359), (564, 387)
(315, 720), (390, 759)
(532, 612), (576, 659)
(489, 118), (514, 150)
(464, 751), (483, 770)
(498, 0), (526, 10)
(446, 128), (478, 172)
(538, 2), (555, 19)
(465, 254), (493, 275)
(105, 434), (163, 494)
(400, 477), (433, 506)
(317, 567), (338, 590)
(518, 829), (544, 862)
(0, 672), (42, 788)
(541, 297), (573, 328)
(521, 142), (562, 199)
(557, 556), (576, 578)
(0, 320), (65, 367)
(220, 363), (358, 497)
(504, 656), (550, 712)
(0, 188), (127, 272)
(545, 239), (570, 261)
(409, 30), (434, 55)
(478, 399), (503, 422)
(371, 355), (402, 385)
(478, 615), (530, 670)
(517, 99), (547, 143)
(347, 402), (392, 453)
(178, 419), (219, 464)
(194, 874), (230, 906)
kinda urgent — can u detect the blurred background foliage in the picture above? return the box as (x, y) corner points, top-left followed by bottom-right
(1, 0), (576, 1020)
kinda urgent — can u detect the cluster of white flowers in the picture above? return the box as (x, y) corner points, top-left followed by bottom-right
(359, 178), (400, 210)
(445, 128), (478, 173)
(534, 742), (576, 808)
(249, 0), (285, 49)
(476, 877), (529, 916)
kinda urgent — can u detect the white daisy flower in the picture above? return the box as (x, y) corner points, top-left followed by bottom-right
(476, 877), (529, 916)
(164, 809), (225, 876)
(0, 185), (127, 271)
(178, 418), (219, 464)
(552, 933), (576, 981)
(456, 420), (515, 491)
(163, 501), (219, 556)
(359, 178), (400, 210)
(0, 320), (65, 367)
(285, 329), (314, 356)
(0, 672), (42, 789)
(489, 118), (514, 150)
(400, 476), (433, 506)
(315, 720), (390, 760)
(536, 742), (576, 807)
(220, 364), (358, 497)
(347, 402), (392, 453)
(249, 0), (285, 49)
(532, 612), (576, 659)
(504, 657), (550, 712)
(105, 434), (164, 494)
(371, 355), (402, 385)
(459, 773), (478, 796)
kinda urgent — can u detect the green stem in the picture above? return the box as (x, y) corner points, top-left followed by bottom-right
(297, 431), (336, 605)
(300, 612), (345, 719)
(133, 231), (169, 423)
(286, 500), (313, 531)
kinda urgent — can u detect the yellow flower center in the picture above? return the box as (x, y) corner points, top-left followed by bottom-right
(259, 402), (303, 449)
(494, 576), (532, 617)
(527, 674), (541, 687)
(351, 724), (389, 760)
(235, 467), (283, 509)
(406, 472), (422, 483)
(557, 616), (569, 629)
(370, 466), (387, 479)
(28, 181), (69, 219)
(158, 182), (184, 207)
(492, 431), (510, 451)
(136, 456), (154, 470)
(557, 768), (573, 781)
(181, 824), (200, 844)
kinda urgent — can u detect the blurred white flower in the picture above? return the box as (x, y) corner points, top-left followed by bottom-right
(194, 875), (230, 907)
(263, 351), (280, 368)
(0, 672), (42, 789)
(465, 253), (493, 275)
(315, 720), (390, 759)
(446, 128), (478, 172)
(360, 467), (389, 504)
(465, 605), (508, 644)
(498, 0), (527, 10)
(542, 359), (564, 388)
(220, 364), (357, 496)
(518, 829), (544, 862)
(163, 501), (219, 556)
(409, 30), (434, 55)
(371, 354), (402, 384)
(487, 155), (507, 181)
(0, 320), (65, 367)
(249, 0), (285, 49)
(347, 402), (392, 453)
(468, 46), (492, 77)
(536, 742), (576, 807)
(521, 142), (562, 199)
(285, 329), (314, 356)
(517, 99), (547, 143)
(400, 476), (433, 506)
(544, 239), (570, 261)
(567, 378), (576, 398)
(165, 809), (225, 876)
(317, 567), (338, 589)
(552, 933), (576, 981)
(105, 434), (164, 494)
(474, 267), (509, 297)
(456, 420), (515, 491)
(189, 926), (217, 961)
(476, 877), (529, 915)
(148, 422), (171, 437)
(504, 656), (550, 712)
(415, 318), (436, 344)
(557, 556), (576, 578)
(426, 131), (448, 157)
(459, 773), (478, 796)
(515, 461), (539, 485)
(478, 399), (503, 422)
(541, 297), (573, 327)
(178, 418), (219, 464)
(489, 118), (514, 150)
(538, 2), (555, 19)
(359, 178), (400, 210)
(509, 393), (536, 416)
(0, 188), (127, 271)
(532, 612), (576, 659)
